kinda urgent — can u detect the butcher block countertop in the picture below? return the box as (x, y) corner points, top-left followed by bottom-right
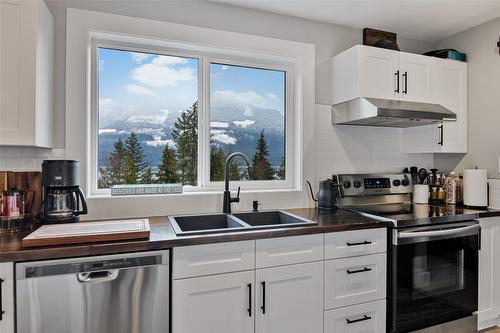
(0, 208), (389, 263)
(3, 205), (499, 263)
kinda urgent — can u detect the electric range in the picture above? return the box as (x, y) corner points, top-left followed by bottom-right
(336, 173), (479, 333)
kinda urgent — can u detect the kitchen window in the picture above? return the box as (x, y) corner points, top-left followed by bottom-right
(90, 39), (293, 195)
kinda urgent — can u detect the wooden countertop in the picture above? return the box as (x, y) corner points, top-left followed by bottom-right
(0, 208), (389, 263)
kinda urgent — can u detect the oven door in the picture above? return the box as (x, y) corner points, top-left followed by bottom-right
(391, 222), (479, 333)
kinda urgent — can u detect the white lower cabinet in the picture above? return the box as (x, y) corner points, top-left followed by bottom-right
(172, 270), (255, 333)
(478, 217), (500, 329)
(0, 262), (14, 333)
(324, 300), (386, 333)
(255, 262), (323, 333)
(324, 253), (386, 309)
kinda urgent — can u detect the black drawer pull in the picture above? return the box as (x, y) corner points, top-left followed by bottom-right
(247, 283), (252, 317)
(346, 241), (372, 246)
(394, 70), (400, 93)
(261, 281), (266, 314)
(0, 278), (4, 321)
(346, 267), (372, 274)
(346, 315), (372, 324)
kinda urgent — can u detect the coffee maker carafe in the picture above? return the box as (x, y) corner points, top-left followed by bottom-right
(41, 160), (87, 224)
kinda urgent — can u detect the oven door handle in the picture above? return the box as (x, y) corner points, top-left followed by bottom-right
(398, 224), (480, 239)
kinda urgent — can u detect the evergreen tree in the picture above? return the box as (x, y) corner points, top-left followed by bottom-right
(277, 157), (285, 180)
(173, 101), (198, 185)
(157, 146), (179, 183)
(123, 131), (149, 184)
(142, 165), (154, 184)
(230, 160), (242, 180)
(251, 130), (275, 180)
(210, 147), (225, 181)
(98, 138), (126, 188)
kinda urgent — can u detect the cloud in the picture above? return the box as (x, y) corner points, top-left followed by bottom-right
(130, 52), (153, 64)
(99, 98), (114, 111)
(221, 65), (229, 71)
(266, 93), (281, 103)
(152, 55), (188, 66)
(132, 63), (195, 87)
(212, 90), (265, 107)
(124, 84), (156, 96)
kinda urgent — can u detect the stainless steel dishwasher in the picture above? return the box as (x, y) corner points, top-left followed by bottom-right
(16, 250), (169, 333)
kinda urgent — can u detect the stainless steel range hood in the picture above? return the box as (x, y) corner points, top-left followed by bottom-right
(332, 97), (456, 128)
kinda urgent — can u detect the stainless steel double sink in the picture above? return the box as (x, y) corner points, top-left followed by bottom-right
(169, 210), (317, 236)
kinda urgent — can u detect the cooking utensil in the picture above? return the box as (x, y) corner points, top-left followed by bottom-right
(418, 168), (428, 185)
(410, 166), (418, 185)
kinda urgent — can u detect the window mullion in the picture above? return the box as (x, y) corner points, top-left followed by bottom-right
(198, 56), (211, 188)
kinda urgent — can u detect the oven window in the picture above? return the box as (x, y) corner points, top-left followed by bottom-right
(412, 248), (465, 297)
(393, 235), (478, 332)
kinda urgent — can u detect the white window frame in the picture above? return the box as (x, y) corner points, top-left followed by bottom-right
(89, 33), (296, 196)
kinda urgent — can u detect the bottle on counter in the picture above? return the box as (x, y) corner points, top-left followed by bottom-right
(445, 172), (458, 205)
(438, 186), (447, 202)
(456, 174), (463, 204)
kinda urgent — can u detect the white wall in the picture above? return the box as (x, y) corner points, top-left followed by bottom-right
(433, 17), (500, 178)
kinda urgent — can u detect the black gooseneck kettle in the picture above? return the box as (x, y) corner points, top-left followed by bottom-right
(306, 179), (341, 211)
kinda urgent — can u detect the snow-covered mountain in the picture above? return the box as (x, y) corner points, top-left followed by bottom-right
(98, 104), (285, 169)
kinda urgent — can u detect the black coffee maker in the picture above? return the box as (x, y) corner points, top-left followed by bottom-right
(41, 160), (87, 224)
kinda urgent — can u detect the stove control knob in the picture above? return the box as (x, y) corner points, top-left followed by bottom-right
(343, 180), (352, 189)
(401, 179), (410, 186)
(393, 179), (401, 186)
(353, 180), (362, 188)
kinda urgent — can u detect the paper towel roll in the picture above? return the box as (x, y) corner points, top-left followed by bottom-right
(463, 169), (488, 207)
(489, 179), (500, 209)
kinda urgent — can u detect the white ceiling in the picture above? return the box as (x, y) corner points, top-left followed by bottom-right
(210, 0), (500, 42)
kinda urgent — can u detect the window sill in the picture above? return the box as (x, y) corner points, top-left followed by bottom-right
(87, 187), (302, 200)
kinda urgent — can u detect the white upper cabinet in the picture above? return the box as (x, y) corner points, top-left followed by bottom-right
(0, 0), (54, 147)
(432, 59), (468, 153)
(332, 45), (399, 104)
(398, 51), (433, 103)
(331, 45), (467, 153)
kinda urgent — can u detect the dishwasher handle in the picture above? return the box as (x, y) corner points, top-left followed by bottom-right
(77, 270), (119, 283)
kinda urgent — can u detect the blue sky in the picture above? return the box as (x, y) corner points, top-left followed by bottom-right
(98, 48), (285, 127)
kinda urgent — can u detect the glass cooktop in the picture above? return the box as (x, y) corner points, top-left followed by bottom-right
(348, 203), (486, 227)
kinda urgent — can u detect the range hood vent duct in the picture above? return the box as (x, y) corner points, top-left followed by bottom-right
(332, 97), (456, 128)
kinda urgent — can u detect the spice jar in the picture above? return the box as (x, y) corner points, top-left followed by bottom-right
(437, 187), (446, 202)
(429, 186), (439, 202)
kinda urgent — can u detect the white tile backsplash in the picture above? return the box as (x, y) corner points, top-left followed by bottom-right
(0, 148), (66, 171)
(314, 104), (433, 181)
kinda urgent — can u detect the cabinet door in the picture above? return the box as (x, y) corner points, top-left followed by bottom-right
(324, 300), (386, 333)
(0, 0), (37, 146)
(325, 253), (386, 310)
(0, 262), (15, 333)
(358, 46), (400, 100)
(256, 262), (323, 333)
(432, 59), (467, 153)
(172, 270), (254, 333)
(398, 52), (434, 103)
(478, 218), (500, 327)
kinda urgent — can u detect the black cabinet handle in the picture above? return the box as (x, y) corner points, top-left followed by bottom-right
(247, 283), (252, 317)
(346, 315), (372, 324)
(394, 70), (400, 93)
(346, 267), (372, 274)
(438, 124), (444, 146)
(260, 281), (266, 314)
(346, 241), (372, 246)
(0, 278), (4, 321)
(402, 71), (408, 94)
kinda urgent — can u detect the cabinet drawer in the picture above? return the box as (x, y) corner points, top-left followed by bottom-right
(256, 234), (323, 268)
(325, 253), (386, 309)
(173, 240), (255, 279)
(324, 300), (386, 333)
(325, 228), (386, 259)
